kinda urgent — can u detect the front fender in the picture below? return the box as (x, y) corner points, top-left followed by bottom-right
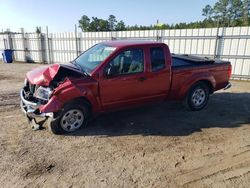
(39, 95), (63, 113)
(40, 78), (100, 114)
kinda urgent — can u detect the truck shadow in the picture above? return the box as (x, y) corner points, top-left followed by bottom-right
(71, 92), (250, 137)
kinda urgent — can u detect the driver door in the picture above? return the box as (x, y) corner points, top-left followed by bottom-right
(99, 48), (148, 109)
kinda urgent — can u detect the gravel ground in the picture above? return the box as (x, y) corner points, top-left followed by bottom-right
(0, 62), (250, 188)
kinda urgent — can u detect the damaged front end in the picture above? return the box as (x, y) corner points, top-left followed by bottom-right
(20, 79), (54, 130)
(20, 63), (85, 130)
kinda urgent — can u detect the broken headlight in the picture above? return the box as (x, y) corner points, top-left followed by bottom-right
(34, 86), (52, 101)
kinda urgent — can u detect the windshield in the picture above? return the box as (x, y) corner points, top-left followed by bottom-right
(74, 44), (116, 74)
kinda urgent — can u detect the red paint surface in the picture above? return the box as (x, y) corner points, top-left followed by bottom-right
(26, 63), (60, 86)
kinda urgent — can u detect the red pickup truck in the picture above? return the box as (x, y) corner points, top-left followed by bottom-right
(20, 41), (231, 134)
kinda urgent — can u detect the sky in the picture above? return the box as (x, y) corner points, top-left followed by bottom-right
(0, 0), (217, 32)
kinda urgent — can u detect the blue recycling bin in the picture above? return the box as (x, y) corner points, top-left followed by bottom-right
(2, 49), (13, 63)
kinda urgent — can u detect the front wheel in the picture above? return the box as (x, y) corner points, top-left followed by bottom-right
(48, 101), (89, 134)
(183, 82), (209, 111)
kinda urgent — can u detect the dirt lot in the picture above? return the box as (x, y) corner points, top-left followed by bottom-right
(0, 62), (250, 188)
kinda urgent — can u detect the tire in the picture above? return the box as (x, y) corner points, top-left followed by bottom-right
(183, 82), (209, 111)
(48, 100), (90, 135)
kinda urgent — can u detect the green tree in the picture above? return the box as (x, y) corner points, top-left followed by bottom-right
(108, 15), (117, 31)
(202, 0), (250, 27)
(78, 4), (250, 33)
(78, 15), (90, 31)
(99, 19), (110, 31)
(88, 17), (99, 31)
(243, 0), (250, 25)
(229, 0), (243, 26)
(116, 20), (126, 31)
(213, 0), (230, 26)
(35, 27), (41, 34)
(202, 5), (213, 19)
(89, 17), (109, 31)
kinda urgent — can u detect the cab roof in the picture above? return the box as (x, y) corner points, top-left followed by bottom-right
(102, 40), (164, 48)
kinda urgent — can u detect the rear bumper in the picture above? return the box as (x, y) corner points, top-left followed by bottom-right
(224, 82), (232, 90)
(20, 88), (53, 118)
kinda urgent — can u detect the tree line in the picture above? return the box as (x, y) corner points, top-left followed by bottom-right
(202, 0), (250, 27)
(78, 0), (250, 31)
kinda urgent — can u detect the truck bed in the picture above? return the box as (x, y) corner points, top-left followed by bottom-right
(169, 54), (231, 100)
(172, 54), (230, 68)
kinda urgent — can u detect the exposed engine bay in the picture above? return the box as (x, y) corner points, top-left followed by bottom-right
(23, 64), (84, 104)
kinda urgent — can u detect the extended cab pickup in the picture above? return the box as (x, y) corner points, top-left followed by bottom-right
(20, 41), (231, 134)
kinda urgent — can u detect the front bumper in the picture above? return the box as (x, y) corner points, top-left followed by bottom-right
(20, 88), (53, 118)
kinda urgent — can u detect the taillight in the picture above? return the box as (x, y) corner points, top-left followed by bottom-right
(228, 65), (232, 79)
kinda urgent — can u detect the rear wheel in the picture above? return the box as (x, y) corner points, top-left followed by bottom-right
(48, 101), (89, 134)
(184, 82), (209, 111)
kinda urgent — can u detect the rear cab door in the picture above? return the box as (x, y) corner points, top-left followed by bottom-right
(144, 43), (172, 99)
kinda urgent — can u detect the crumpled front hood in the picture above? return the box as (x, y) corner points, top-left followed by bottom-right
(26, 63), (83, 86)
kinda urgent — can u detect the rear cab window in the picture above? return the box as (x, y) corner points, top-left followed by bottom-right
(150, 47), (166, 72)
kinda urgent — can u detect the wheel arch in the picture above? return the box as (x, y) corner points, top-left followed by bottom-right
(198, 80), (214, 94)
(62, 96), (93, 117)
(179, 72), (216, 99)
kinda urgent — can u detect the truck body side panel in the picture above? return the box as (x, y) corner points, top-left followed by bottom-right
(168, 63), (231, 100)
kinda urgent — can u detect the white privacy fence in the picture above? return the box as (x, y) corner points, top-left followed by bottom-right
(1, 27), (250, 80)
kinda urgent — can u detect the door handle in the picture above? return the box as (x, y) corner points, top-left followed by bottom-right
(138, 76), (147, 82)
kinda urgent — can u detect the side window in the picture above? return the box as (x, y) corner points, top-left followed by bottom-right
(150, 47), (166, 72)
(105, 49), (144, 77)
